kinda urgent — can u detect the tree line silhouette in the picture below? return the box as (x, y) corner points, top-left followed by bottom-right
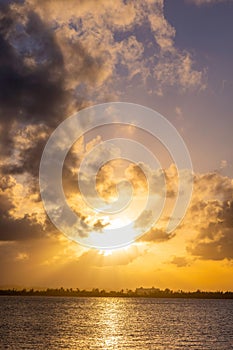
(0, 287), (232, 299)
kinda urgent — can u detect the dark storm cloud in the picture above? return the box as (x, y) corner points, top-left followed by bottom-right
(0, 0), (72, 182)
(0, 0), (111, 243)
(0, 1), (70, 241)
(0, 0), (79, 173)
(0, 0), (106, 168)
(0, 2), (67, 128)
(1, 125), (49, 177)
(0, 212), (45, 241)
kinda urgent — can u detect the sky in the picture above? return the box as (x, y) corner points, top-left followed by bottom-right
(0, 0), (233, 291)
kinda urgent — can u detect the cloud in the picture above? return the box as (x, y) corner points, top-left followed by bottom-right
(166, 170), (233, 261)
(133, 168), (233, 257)
(170, 256), (190, 267)
(0, 209), (46, 241)
(0, 0), (119, 243)
(0, 0), (207, 251)
(134, 210), (154, 230)
(153, 53), (205, 93)
(186, 0), (229, 5)
(1, 124), (49, 178)
(148, 9), (175, 51)
(28, 0), (136, 28)
(15, 252), (29, 261)
(26, 0), (205, 97)
(192, 172), (233, 201)
(1, 0), (206, 115)
(0, 0), (113, 162)
(76, 244), (144, 267)
(188, 200), (233, 260)
(0, 173), (50, 241)
(0, 3), (68, 127)
(140, 227), (175, 242)
(55, 27), (114, 91)
(0, 2), (70, 170)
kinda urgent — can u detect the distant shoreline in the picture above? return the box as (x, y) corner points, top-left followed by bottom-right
(1, 288), (233, 299)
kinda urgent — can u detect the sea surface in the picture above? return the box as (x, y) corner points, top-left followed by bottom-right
(0, 296), (233, 350)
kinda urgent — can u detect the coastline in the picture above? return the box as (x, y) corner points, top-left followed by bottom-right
(1, 288), (233, 299)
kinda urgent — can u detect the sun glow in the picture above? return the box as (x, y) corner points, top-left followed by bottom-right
(98, 244), (131, 257)
(99, 249), (114, 256)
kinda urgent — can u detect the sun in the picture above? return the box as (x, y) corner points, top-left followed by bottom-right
(98, 245), (131, 257)
(98, 249), (114, 256)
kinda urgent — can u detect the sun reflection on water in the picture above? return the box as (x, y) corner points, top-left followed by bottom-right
(95, 299), (124, 348)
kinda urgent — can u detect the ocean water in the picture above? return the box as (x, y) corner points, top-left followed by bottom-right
(0, 296), (233, 350)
